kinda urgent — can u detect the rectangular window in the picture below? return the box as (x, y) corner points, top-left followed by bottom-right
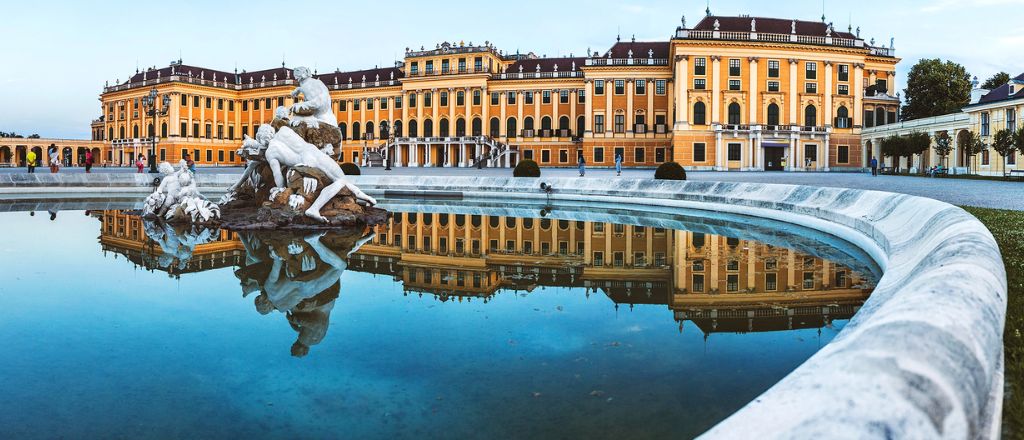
(768, 60), (780, 78)
(728, 143), (741, 161)
(595, 80), (605, 95)
(560, 90), (569, 104)
(634, 147), (645, 163)
(613, 251), (624, 267)
(692, 274), (705, 293)
(693, 142), (706, 162)
(181, 94), (188, 106)
(981, 112), (990, 136)
(506, 92), (516, 105)
(541, 149), (551, 163)
(454, 92), (463, 106)
(727, 274), (739, 292)
(180, 122), (187, 137)
(457, 58), (466, 73)
(241, 100), (248, 111)
(614, 80), (625, 95)
(193, 96), (200, 107)
(694, 79), (706, 90)
(1008, 109), (1017, 131)
(441, 59), (450, 73)
(380, 98), (388, 110)
(594, 114), (605, 132)
(192, 123), (199, 137)
(559, 149), (568, 163)
(805, 82), (817, 94)
(524, 92), (533, 105)
(542, 90), (551, 104)
(491, 92), (500, 106)
(353, 99), (361, 111)
(836, 271), (848, 288)
(395, 97), (403, 109)
(594, 147), (605, 162)
(635, 79), (646, 95)
(982, 149), (990, 165)
(339, 100), (348, 111)
(805, 144), (818, 162)
(578, 90), (586, 104)
(838, 84), (850, 95)
(253, 99), (260, 110)
(729, 79), (741, 91)
(655, 80), (666, 95)
(424, 92), (432, 107)
(806, 62), (817, 80)
(767, 80), (780, 92)
(205, 149), (212, 162)
(408, 94), (416, 108)
(410, 62), (419, 75)
(265, 98), (272, 109)
(766, 273), (778, 291)
(594, 251), (604, 267)
(694, 58), (706, 76)
(474, 57), (483, 72)
(803, 271), (815, 289)
(838, 64), (850, 82)
(473, 90), (481, 106)
(876, 79), (888, 93)
(217, 150), (225, 162)
(614, 115), (625, 133)
(426, 61), (434, 74)
(367, 98), (374, 110)
(729, 59), (741, 76)
(838, 145), (850, 164)
(217, 99), (223, 110)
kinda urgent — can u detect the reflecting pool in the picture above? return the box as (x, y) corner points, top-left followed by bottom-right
(0, 201), (878, 439)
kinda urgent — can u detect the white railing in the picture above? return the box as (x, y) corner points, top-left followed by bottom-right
(584, 58), (669, 67)
(495, 71), (584, 80)
(675, 28), (881, 54)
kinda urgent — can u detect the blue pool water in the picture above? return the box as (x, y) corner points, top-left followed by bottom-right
(0, 204), (877, 439)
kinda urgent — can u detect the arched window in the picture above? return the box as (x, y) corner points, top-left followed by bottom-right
(875, 108), (886, 126)
(558, 116), (570, 131)
(379, 120), (389, 139)
(576, 116), (585, 136)
(365, 121), (375, 139)
(408, 120), (418, 137)
(439, 119), (450, 137)
(423, 119), (434, 137)
(767, 103), (780, 126)
(489, 216), (500, 228)
(108, 127), (113, 140)
(489, 117), (500, 137)
(394, 120), (403, 137)
(727, 103), (741, 125)
(132, 124), (139, 138)
(524, 116), (535, 130)
(455, 118), (466, 136)
(693, 102), (706, 125)
(505, 217), (516, 228)
(147, 124), (154, 137)
(471, 118), (482, 136)
(119, 126), (125, 139)
(160, 123), (168, 138)
(352, 122), (361, 140)
(835, 106), (850, 128)
(506, 118), (517, 137)
(804, 105), (817, 127)
(339, 122), (348, 140)
(540, 117), (552, 137)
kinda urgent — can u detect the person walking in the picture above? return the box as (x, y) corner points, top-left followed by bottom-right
(49, 147), (60, 173)
(135, 156), (144, 173)
(870, 156), (878, 177)
(26, 150), (36, 173)
(615, 153), (622, 176)
(84, 150), (93, 173)
(577, 154), (586, 177)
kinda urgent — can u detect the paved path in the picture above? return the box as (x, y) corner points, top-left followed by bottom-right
(4, 166), (1022, 210)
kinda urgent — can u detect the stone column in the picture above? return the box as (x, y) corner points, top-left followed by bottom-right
(675, 55), (689, 130)
(715, 130), (724, 171)
(584, 80), (594, 134)
(533, 89), (541, 137)
(516, 91), (524, 138)
(646, 78), (655, 136)
(748, 57), (759, 126)
(570, 89), (578, 136)
(552, 88), (560, 136)
(711, 57), (721, 124)
(854, 64), (865, 128)
(789, 59), (799, 127)
(626, 79), (635, 133)
(499, 91), (507, 139)
(605, 80), (613, 133)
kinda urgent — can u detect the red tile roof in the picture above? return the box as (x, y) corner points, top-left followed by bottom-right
(601, 41), (670, 59)
(316, 66), (404, 85)
(506, 57), (586, 74)
(694, 16), (857, 40)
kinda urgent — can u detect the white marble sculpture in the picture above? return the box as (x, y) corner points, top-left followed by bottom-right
(289, 66), (337, 129)
(257, 124), (377, 222)
(143, 160), (221, 223)
(142, 220), (220, 270)
(219, 132), (270, 204)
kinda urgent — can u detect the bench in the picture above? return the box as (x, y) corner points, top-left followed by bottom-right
(879, 166), (896, 175)
(929, 168), (950, 178)
(1004, 170), (1024, 180)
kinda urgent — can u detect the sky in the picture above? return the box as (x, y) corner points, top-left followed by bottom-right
(1, 0), (1022, 139)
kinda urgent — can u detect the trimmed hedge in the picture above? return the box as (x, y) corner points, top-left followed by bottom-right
(340, 162), (361, 176)
(513, 159), (541, 177)
(654, 162), (686, 180)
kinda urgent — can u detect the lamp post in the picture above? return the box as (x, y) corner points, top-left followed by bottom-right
(140, 87), (170, 173)
(385, 125), (394, 171)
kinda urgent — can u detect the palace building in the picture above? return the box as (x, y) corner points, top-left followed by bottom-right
(92, 13), (899, 172)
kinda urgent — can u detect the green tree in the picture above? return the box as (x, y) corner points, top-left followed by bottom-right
(934, 132), (953, 167)
(993, 129), (1015, 176)
(981, 72), (1011, 90)
(960, 131), (987, 175)
(27, 134), (40, 139)
(880, 135), (904, 172)
(901, 58), (972, 120)
(905, 132), (932, 172)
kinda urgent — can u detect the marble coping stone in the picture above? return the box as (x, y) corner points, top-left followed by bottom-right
(0, 174), (1007, 438)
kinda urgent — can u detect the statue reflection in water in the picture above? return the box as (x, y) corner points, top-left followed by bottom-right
(235, 228), (374, 357)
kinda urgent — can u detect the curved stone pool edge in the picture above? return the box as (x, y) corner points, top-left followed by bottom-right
(0, 174), (1008, 439)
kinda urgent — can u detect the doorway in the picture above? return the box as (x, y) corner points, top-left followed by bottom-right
(764, 147), (785, 171)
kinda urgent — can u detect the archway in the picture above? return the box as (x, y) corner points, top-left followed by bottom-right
(15, 146), (26, 166)
(77, 147), (88, 165)
(91, 148), (101, 165)
(62, 147), (73, 166)
(0, 146), (11, 165)
(956, 129), (972, 168)
(394, 120), (404, 137)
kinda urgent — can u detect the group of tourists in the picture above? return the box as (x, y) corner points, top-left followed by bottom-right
(576, 153), (624, 177)
(23, 148), (95, 173)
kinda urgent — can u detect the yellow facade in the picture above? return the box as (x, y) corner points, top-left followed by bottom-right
(965, 80), (1024, 174)
(95, 15), (898, 171)
(0, 137), (104, 167)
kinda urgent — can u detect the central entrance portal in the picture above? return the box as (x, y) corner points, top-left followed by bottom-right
(763, 147), (785, 171)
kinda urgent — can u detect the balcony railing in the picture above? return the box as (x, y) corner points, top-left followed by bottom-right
(674, 28), (889, 55)
(585, 58), (669, 67)
(634, 124), (647, 134)
(495, 71), (584, 80)
(407, 66), (492, 78)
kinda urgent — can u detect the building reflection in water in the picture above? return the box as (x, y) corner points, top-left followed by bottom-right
(93, 210), (876, 355)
